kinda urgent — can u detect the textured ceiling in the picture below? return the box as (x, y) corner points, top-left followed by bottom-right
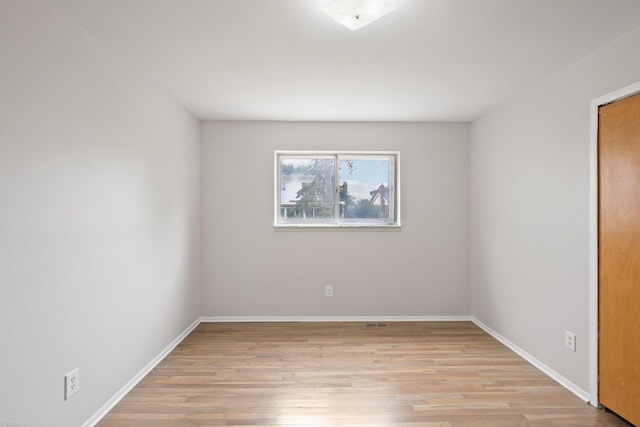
(54, 0), (640, 121)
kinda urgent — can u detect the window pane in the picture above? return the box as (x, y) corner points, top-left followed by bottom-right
(279, 157), (335, 221)
(275, 151), (399, 227)
(339, 157), (393, 221)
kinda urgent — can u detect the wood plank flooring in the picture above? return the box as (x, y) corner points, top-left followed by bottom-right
(97, 322), (630, 426)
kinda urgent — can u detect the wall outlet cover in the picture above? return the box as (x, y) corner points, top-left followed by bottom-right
(324, 285), (333, 297)
(565, 331), (576, 352)
(65, 368), (80, 400)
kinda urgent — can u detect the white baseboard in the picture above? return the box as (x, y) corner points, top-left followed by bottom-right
(82, 317), (201, 427)
(471, 316), (591, 402)
(200, 315), (472, 323)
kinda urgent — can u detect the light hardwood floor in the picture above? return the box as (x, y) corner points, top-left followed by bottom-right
(98, 322), (630, 426)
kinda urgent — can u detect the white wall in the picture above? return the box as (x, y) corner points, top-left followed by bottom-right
(0, 1), (200, 426)
(202, 121), (469, 317)
(470, 27), (640, 394)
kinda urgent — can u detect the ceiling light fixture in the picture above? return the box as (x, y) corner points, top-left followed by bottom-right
(319, 0), (397, 31)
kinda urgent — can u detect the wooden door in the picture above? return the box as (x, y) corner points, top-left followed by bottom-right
(599, 92), (640, 426)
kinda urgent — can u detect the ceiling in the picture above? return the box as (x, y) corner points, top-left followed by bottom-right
(54, 0), (640, 122)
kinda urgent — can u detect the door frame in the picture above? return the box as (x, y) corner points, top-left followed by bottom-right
(589, 80), (640, 407)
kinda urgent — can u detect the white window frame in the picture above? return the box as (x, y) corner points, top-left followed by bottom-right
(274, 150), (401, 228)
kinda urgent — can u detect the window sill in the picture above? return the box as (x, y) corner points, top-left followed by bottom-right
(274, 223), (402, 230)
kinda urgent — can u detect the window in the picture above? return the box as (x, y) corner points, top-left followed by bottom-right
(275, 151), (400, 227)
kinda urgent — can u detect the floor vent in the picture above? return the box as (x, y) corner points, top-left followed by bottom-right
(366, 323), (389, 328)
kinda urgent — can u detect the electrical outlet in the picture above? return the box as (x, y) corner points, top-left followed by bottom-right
(65, 368), (80, 400)
(324, 285), (333, 298)
(565, 331), (576, 352)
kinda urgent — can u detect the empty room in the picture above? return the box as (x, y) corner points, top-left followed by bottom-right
(2, 0), (640, 426)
